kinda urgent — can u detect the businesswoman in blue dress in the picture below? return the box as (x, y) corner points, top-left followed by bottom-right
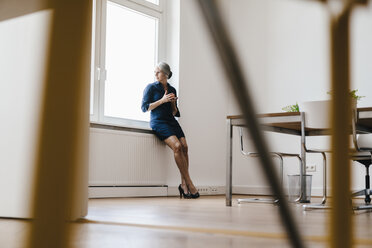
(141, 62), (199, 199)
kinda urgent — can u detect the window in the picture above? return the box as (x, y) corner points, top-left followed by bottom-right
(145, 0), (159, 5)
(91, 0), (164, 128)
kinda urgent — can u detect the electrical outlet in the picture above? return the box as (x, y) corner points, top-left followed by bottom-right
(195, 186), (220, 195)
(209, 187), (218, 193)
(306, 164), (316, 172)
(197, 187), (210, 194)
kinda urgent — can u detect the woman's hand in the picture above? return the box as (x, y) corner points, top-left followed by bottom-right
(148, 90), (178, 111)
(161, 90), (178, 104)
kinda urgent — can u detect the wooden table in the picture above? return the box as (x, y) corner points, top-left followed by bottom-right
(226, 107), (372, 206)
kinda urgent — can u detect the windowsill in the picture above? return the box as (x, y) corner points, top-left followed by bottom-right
(90, 121), (154, 134)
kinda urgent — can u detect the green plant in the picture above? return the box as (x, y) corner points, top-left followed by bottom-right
(282, 102), (299, 112)
(349, 89), (365, 101)
(327, 89), (365, 101)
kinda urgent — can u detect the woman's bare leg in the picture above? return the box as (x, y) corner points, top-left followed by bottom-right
(179, 137), (190, 193)
(164, 136), (197, 194)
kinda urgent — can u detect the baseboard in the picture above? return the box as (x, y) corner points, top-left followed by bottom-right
(89, 185), (359, 198)
(89, 185), (227, 198)
(89, 186), (168, 198)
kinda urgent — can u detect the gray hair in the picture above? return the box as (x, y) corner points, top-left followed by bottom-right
(157, 62), (172, 79)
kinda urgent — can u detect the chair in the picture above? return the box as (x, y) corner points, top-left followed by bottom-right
(238, 127), (303, 204)
(301, 101), (372, 211)
(299, 100), (330, 210)
(350, 109), (372, 211)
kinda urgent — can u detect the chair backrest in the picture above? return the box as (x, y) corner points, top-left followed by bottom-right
(300, 100), (331, 129)
(349, 107), (372, 151)
(357, 134), (372, 150)
(300, 100), (370, 151)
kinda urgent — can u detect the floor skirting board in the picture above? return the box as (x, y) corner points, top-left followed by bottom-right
(89, 185), (226, 198)
(89, 185), (363, 198)
(89, 186), (168, 198)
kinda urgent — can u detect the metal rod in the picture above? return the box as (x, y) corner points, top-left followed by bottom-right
(226, 119), (233, 206)
(321, 152), (327, 205)
(300, 113), (307, 202)
(196, 1), (305, 248)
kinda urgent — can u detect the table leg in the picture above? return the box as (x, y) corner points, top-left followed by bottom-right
(300, 112), (309, 203)
(226, 119), (233, 206)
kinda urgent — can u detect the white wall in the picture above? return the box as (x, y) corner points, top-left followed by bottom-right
(165, 0), (180, 91)
(266, 0), (331, 110)
(174, 0), (372, 195)
(166, 0), (229, 187)
(259, 0), (331, 193)
(351, 1), (372, 107)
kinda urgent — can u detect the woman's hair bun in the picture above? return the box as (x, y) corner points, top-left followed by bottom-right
(158, 62), (172, 79)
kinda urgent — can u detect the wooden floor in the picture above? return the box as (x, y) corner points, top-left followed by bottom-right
(1, 195), (372, 247)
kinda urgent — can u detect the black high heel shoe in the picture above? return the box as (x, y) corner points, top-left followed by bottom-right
(178, 184), (191, 199)
(190, 191), (200, 199)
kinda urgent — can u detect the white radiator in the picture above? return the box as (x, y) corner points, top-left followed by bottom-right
(89, 128), (170, 187)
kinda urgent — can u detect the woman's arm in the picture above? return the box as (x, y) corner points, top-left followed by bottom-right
(170, 88), (180, 117)
(148, 98), (165, 111)
(147, 90), (177, 111)
(171, 101), (178, 116)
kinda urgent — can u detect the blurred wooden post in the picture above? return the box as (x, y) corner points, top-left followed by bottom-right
(329, 2), (352, 248)
(328, 1), (369, 247)
(28, 1), (92, 248)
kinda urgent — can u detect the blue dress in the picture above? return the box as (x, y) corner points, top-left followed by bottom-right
(141, 81), (185, 141)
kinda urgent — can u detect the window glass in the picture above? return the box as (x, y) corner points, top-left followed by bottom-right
(145, 0), (159, 5)
(104, 2), (157, 122)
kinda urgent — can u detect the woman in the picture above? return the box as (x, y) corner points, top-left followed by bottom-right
(141, 62), (199, 199)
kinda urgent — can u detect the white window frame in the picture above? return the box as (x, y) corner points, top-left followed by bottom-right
(91, 0), (166, 129)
